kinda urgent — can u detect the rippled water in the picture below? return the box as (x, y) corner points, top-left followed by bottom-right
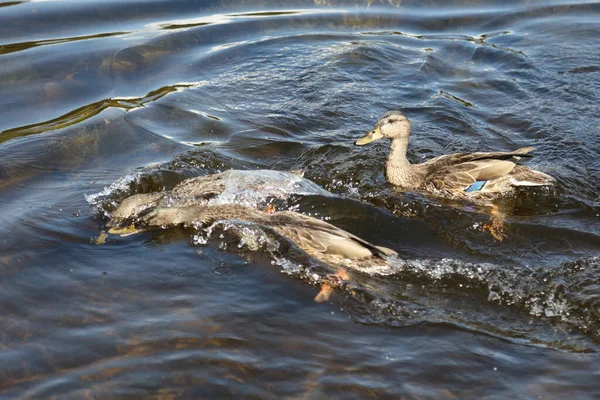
(1, 0), (599, 398)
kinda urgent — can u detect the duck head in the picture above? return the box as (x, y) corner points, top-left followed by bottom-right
(355, 110), (411, 145)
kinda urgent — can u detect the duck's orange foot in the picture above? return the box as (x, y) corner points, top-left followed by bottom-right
(264, 203), (277, 214)
(482, 204), (505, 241)
(326, 269), (351, 286)
(314, 284), (334, 303)
(314, 269), (351, 303)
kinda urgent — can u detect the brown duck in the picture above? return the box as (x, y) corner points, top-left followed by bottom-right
(355, 110), (554, 198)
(108, 201), (396, 271)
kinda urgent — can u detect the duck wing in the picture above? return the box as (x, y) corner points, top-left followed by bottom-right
(424, 146), (535, 169)
(423, 147), (539, 191)
(271, 212), (396, 260)
(426, 159), (518, 191)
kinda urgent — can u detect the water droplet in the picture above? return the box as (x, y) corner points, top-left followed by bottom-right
(212, 266), (232, 276)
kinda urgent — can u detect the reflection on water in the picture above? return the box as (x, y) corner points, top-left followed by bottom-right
(1, 0), (600, 398)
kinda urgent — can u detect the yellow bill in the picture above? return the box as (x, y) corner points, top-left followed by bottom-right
(355, 127), (383, 145)
(108, 224), (141, 236)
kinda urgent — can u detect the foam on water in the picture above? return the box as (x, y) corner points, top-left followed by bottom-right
(353, 256), (600, 343)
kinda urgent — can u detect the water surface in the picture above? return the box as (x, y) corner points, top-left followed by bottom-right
(1, 0), (599, 398)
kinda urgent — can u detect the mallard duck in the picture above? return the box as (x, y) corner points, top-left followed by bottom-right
(355, 110), (555, 198)
(110, 169), (332, 224)
(108, 202), (396, 271)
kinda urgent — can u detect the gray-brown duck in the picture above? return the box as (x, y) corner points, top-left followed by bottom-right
(355, 110), (555, 199)
(108, 202), (396, 271)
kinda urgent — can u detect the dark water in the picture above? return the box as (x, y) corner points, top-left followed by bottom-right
(1, 0), (600, 397)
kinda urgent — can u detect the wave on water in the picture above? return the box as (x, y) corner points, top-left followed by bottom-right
(84, 172), (141, 217)
(224, 218), (599, 349)
(123, 210), (600, 349)
(86, 161), (600, 350)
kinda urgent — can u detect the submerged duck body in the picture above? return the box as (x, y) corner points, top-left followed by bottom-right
(107, 169), (394, 270)
(109, 202), (396, 270)
(111, 169), (332, 224)
(355, 111), (554, 199)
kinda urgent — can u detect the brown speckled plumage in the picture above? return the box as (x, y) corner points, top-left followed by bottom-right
(355, 110), (554, 198)
(109, 190), (395, 270)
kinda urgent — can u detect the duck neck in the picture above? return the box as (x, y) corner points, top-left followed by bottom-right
(386, 136), (415, 188)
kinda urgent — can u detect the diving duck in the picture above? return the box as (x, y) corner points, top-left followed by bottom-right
(355, 110), (554, 198)
(110, 169), (332, 224)
(108, 202), (396, 271)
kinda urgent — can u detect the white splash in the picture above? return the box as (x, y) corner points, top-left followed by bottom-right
(207, 170), (333, 207)
(84, 173), (140, 206)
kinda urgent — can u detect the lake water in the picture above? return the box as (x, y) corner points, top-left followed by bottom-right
(1, 0), (599, 398)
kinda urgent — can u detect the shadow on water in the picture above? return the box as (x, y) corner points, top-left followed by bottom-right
(1, 0), (600, 398)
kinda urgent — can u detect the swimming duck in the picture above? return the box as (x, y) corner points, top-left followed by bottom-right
(108, 202), (396, 271)
(355, 110), (554, 198)
(110, 169), (332, 224)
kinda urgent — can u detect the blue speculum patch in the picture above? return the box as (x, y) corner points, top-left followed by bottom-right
(465, 181), (487, 192)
